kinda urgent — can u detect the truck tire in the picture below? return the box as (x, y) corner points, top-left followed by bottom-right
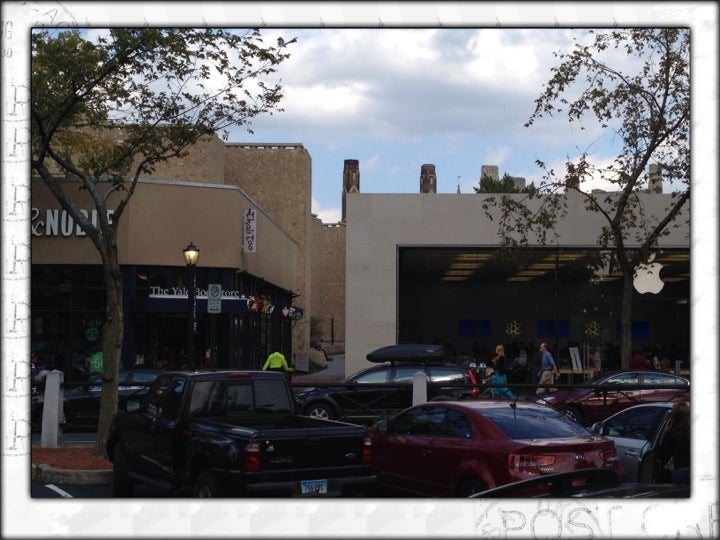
(112, 441), (134, 497)
(194, 470), (220, 498)
(304, 402), (334, 420)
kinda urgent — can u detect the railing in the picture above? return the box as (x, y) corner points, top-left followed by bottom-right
(291, 378), (690, 424)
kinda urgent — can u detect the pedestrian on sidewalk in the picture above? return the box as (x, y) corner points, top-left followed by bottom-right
(536, 342), (559, 395)
(262, 351), (293, 382)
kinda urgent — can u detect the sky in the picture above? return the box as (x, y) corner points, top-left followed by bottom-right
(223, 27), (640, 223)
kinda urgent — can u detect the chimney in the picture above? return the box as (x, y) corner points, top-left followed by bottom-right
(420, 164), (437, 193)
(481, 165), (499, 182)
(342, 159), (360, 222)
(649, 164), (663, 194)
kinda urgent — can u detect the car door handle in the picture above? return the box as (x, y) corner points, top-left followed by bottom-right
(422, 449), (432, 457)
(625, 450), (639, 457)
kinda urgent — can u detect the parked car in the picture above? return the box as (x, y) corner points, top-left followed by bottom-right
(370, 400), (623, 497)
(31, 368), (163, 431)
(589, 402), (677, 483)
(536, 369), (689, 426)
(294, 344), (479, 423)
(469, 467), (689, 498)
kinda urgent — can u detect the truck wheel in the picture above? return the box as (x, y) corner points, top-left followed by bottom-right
(305, 403), (334, 420)
(112, 441), (133, 497)
(194, 470), (220, 498)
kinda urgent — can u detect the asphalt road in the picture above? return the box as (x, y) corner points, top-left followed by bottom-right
(31, 479), (394, 499)
(31, 480), (191, 498)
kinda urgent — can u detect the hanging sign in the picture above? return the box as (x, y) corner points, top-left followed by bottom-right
(242, 208), (257, 252)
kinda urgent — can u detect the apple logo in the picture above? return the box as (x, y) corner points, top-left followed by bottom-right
(633, 253), (664, 294)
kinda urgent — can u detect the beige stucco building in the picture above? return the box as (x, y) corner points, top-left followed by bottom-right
(343, 188), (690, 377)
(31, 134), (346, 376)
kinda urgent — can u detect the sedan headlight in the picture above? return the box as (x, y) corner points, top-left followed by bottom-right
(537, 396), (557, 404)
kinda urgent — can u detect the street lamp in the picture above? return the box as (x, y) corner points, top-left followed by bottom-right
(183, 242), (200, 367)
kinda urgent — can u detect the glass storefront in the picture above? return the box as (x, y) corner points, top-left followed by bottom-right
(31, 264), (293, 381)
(398, 247), (690, 370)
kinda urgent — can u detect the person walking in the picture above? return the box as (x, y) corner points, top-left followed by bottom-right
(657, 401), (690, 484)
(491, 344), (515, 399)
(536, 342), (559, 395)
(262, 351), (289, 373)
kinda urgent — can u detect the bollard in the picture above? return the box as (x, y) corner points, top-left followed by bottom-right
(412, 371), (427, 406)
(40, 370), (64, 448)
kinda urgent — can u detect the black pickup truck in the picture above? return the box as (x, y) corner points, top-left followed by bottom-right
(106, 370), (375, 497)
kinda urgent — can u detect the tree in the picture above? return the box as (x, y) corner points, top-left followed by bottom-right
(474, 172), (538, 194)
(482, 29), (689, 368)
(31, 28), (295, 456)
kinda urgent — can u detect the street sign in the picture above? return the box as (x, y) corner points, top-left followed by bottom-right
(208, 283), (222, 314)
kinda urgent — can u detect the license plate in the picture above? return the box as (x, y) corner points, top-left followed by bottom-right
(300, 479), (328, 494)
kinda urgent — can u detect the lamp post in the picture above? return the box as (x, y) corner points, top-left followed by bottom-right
(183, 242), (200, 368)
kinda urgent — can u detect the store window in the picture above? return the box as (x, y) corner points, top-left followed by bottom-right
(31, 265), (105, 381)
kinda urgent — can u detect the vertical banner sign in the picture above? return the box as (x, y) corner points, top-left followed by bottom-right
(208, 283), (222, 314)
(243, 208), (257, 252)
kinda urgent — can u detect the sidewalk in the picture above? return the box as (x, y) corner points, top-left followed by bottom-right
(292, 354), (346, 384)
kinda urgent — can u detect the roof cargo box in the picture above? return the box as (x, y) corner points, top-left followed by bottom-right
(366, 344), (447, 363)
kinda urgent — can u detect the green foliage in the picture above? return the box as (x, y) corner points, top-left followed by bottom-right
(482, 28), (690, 367)
(474, 173), (538, 194)
(32, 28), (295, 200)
(31, 28), (296, 455)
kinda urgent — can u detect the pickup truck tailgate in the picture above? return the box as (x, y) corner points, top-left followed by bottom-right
(250, 417), (370, 477)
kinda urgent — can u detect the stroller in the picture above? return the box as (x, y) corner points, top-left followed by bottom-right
(481, 362), (516, 400)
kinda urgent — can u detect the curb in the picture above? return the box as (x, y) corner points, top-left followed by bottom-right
(32, 463), (112, 485)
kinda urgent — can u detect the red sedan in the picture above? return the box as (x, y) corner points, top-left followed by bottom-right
(536, 369), (690, 426)
(371, 400), (623, 497)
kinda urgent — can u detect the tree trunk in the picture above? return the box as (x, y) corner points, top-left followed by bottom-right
(619, 268), (634, 370)
(93, 253), (123, 457)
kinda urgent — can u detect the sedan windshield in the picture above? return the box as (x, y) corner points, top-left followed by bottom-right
(483, 406), (592, 439)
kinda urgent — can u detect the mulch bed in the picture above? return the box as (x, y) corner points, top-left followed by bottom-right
(32, 446), (112, 470)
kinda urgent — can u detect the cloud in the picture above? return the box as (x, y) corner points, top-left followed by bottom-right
(312, 197), (342, 224)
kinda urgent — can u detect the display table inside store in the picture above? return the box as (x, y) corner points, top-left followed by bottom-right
(557, 368), (593, 384)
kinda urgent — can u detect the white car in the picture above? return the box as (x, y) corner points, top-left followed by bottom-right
(590, 402), (675, 483)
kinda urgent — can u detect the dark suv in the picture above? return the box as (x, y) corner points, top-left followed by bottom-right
(294, 344), (479, 424)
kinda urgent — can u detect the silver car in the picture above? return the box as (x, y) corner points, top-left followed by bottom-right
(590, 402), (675, 483)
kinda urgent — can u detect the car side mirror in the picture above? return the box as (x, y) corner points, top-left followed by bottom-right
(590, 422), (603, 434)
(375, 420), (388, 433)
